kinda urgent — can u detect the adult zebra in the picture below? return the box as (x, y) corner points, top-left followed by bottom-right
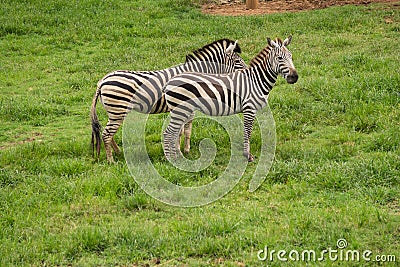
(163, 36), (298, 162)
(91, 39), (246, 162)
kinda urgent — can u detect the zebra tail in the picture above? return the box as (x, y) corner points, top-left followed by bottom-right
(90, 84), (102, 158)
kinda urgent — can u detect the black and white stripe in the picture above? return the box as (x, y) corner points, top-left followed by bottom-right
(163, 36), (298, 162)
(91, 39), (246, 162)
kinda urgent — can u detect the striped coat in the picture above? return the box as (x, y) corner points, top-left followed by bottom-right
(163, 36), (298, 162)
(90, 39), (246, 162)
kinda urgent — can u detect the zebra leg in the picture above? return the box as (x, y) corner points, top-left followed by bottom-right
(102, 119), (123, 163)
(164, 111), (190, 161)
(111, 139), (121, 154)
(164, 125), (181, 161)
(177, 127), (183, 152)
(243, 111), (256, 162)
(183, 112), (195, 153)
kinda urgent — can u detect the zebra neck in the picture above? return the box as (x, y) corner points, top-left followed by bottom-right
(183, 61), (224, 73)
(249, 64), (277, 95)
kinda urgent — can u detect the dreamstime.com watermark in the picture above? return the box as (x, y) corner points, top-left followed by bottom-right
(257, 238), (397, 263)
(122, 93), (276, 207)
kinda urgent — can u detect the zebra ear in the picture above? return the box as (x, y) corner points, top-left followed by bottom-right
(283, 35), (292, 47)
(267, 37), (279, 48)
(233, 40), (238, 50)
(226, 40), (237, 54)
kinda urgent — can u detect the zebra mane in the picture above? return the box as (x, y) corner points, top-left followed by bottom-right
(249, 38), (283, 68)
(185, 39), (242, 63)
(272, 38), (284, 46)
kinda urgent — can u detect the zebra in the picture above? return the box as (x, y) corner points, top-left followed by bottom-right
(91, 39), (247, 162)
(163, 36), (298, 162)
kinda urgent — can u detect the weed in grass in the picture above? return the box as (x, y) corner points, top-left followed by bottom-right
(0, 168), (17, 188)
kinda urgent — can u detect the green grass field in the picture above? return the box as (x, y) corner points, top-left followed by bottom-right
(1, 0), (399, 266)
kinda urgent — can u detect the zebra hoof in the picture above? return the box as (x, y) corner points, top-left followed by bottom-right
(248, 154), (254, 162)
(243, 152), (254, 162)
(165, 152), (178, 162)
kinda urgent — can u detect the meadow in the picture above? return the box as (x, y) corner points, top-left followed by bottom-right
(0, 0), (399, 266)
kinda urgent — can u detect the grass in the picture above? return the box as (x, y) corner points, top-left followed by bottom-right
(0, 0), (399, 265)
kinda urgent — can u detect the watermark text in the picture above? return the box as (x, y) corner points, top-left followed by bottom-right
(257, 239), (397, 263)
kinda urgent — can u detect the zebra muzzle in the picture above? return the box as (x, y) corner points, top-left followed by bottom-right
(286, 69), (298, 84)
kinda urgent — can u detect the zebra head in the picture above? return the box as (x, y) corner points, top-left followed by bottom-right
(267, 36), (298, 84)
(225, 40), (248, 72)
(185, 39), (247, 74)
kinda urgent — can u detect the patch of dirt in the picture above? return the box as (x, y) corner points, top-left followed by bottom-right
(202, 0), (399, 16)
(0, 132), (43, 150)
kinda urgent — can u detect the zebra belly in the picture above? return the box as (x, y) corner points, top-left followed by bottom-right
(166, 89), (242, 117)
(192, 97), (242, 116)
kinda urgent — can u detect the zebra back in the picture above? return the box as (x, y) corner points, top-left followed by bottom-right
(185, 39), (245, 74)
(97, 39), (246, 115)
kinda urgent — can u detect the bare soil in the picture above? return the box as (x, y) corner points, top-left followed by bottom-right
(202, 0), (399, 16)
